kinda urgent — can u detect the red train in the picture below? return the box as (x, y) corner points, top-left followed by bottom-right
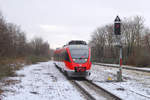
(54, 40), (92, 78)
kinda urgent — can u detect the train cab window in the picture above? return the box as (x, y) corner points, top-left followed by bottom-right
(70, 49), (89, 59)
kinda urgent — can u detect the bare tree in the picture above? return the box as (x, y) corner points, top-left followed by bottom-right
(90, 16), (150, 66)
(0, 12), (51, 59)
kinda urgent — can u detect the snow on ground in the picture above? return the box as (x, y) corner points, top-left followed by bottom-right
(0, 61), (85, 100)
(88, 64), (150, 100)
(1, 61), (150, 100)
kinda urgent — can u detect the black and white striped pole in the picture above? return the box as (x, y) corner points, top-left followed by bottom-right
(114, 16), (123, 81)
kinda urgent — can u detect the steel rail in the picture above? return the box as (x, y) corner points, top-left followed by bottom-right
(94, 63), (150, 73)
(71, 80), (96, 100)
(85, 79), (121, 100)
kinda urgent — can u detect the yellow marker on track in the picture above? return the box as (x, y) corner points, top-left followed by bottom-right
(107, 76), (112, 81)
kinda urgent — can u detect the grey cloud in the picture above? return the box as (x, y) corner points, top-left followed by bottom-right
(0, 0), (150, 49)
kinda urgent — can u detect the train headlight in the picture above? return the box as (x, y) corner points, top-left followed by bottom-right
(85, 59), (88, 62)
(73, 59), (76, 61)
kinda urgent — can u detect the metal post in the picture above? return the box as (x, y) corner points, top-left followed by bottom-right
(119, 43), (123, 81)
(114, 16), (123, 82)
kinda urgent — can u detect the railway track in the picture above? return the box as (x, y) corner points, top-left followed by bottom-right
(54, 63), (121, 100)
(72, 80), (121, 100)
(94, 63), (150, 73)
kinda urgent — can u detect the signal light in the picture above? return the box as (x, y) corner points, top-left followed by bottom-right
(114, 16), (121, 35)
(114, 23), (121, 35)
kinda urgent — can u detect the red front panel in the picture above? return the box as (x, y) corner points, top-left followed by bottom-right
(64, 48), (91, 71)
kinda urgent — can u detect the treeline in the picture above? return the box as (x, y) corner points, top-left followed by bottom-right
(0, 12), (51, 62)
(0, 12), (51, 79)
(90, 16), (150, 67)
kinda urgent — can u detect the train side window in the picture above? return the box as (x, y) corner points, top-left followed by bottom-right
(62, 51), (65, 61)
(61, 51), (64, 61)
(65, 51), (70, 62)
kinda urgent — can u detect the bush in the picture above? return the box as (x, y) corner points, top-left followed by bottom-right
(26, 56), (50, 64)
(0, 57), (24, 79)
(0, 64), (14, 79)
(135, 51), (150, 67)
(127, 50), (150, 67)
(0, 56), (50, 79)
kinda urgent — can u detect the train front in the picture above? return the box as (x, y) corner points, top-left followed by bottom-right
(65, 45), (91, 77)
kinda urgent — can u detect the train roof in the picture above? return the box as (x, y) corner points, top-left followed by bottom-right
(55, 40), (88, 53)
(54, 45), (89, 54)
(68, 40), (87, 45)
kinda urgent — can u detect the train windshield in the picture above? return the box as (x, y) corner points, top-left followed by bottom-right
(70, 49), (89, 59)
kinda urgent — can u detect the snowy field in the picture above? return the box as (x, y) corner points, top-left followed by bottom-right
(1, 61), (150, 100)
(88, 64), (150, 100)
(0, 61), (85, 100)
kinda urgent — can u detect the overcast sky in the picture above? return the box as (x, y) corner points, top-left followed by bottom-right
(0, 0), (150, 49)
